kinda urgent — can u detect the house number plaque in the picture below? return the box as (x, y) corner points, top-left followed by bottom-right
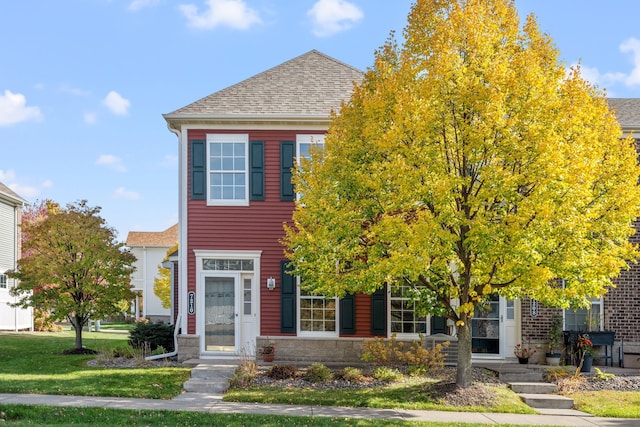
(530, 299), (539, 317)
(188, 291), (196, 315)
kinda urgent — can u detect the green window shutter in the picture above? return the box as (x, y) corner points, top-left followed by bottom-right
(280, 141), (295, 201)
(431, 316), (447, 335)
(340, 294), (356, 335)
(280, 261), (296, 333)
(191, 140), (206, 200)
(249, 140), (264, 201)
(371, 287), (387, 336)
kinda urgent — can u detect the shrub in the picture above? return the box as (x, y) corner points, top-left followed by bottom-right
(128, 322), (174, 352)
(267, 364), (298, 380)
(362, 333), (448, 375)
(372, 366), (403, 382)
(33, 309), (62, 332)
(338, 367), (364, 383)
(229, 357), (258, 389)
(303, 363), (333, 383)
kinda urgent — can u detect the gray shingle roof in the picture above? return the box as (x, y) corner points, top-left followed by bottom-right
(607, 98), (640, 129)
(164, 50), (363, 124)
(0, 181), (25, 206)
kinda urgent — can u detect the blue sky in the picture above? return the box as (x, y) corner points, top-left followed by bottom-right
(2, 0), (640, 241)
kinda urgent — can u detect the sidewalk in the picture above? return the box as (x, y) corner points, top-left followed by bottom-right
(1, 393), (640, 426)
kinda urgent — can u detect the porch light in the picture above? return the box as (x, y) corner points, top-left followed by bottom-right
(266, 277), (276, 290)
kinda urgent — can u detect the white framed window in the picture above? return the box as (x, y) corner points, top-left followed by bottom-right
(207, 134), (249, 206)
(561, 279), (603, 331)
(297, 134), (325, 164)
(0, 274), (7, 289)
(297, 278), (337, 336)
(390, 285), (427, 335)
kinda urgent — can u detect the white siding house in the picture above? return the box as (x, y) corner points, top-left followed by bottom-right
(126, 224), (177, 323)
(0, 182), (32, 331)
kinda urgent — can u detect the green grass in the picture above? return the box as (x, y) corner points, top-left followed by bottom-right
(0, 331), (190, 399)
(0, 404), (537, 426)
(568, 390), (640, 418)
(224, 378), (536, 414)
(96, 322), (134, 331)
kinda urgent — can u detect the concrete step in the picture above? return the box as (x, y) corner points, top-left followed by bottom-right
(183, 378), (229, 394)
(498, 368), (543, 383)
(509, 382), (557, 394)
(519, 393), (574, 409)
(190, 364), (237, 380)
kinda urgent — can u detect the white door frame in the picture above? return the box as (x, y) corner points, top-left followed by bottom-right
(194, 250), (261, 357)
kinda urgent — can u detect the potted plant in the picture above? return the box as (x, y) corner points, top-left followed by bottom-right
(577, 334), (594, 373)
(259, 342), (275, 362)
(514, 343), (536, 364)
(546, 315), (562, 366)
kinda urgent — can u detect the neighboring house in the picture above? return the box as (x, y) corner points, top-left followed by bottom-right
(163, 49), (640, 364)
(521, 98), (640, 364)
(126, 224), (178, 323)
(0, 182), (32, 331)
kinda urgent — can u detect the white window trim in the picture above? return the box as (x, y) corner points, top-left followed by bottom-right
(560, 279), (604, 331)
(388, 287), (430, 338)
(296, 277), (339, 337)
(206, 133), (249, 207)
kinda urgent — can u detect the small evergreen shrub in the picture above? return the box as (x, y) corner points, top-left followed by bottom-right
(372, 366), (403, 382)
(128, 322), (174, 352)
(303, 363), (333, 383)
(267, 364), (298, 380)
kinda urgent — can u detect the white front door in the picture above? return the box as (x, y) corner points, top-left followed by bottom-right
(472, 295), (516, 358)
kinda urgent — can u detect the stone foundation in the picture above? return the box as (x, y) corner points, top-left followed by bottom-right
(176, 335), (200, 362)
(256, 335), (457, 365)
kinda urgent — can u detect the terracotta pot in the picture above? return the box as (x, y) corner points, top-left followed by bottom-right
(262, 353), (275, 362)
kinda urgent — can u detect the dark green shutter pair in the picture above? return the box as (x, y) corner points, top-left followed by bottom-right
(189, 139), (265, 201)
(281, 261), (386, 335)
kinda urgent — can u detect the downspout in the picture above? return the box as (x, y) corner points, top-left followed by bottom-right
(146, 123), (183, 361)
(145, 313), (181, 361)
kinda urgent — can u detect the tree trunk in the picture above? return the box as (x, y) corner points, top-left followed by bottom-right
(455, 322), (473, 387)
(72, 314), (84, 349)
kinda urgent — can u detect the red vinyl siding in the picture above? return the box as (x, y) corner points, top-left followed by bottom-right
(185, 129), (376, 338)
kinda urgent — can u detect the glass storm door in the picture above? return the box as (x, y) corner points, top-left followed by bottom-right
(204, 276), (236, 351)
(472, 294), (500, 354)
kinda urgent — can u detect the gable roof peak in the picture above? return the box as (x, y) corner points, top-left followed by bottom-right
(164, 49), (364, 124)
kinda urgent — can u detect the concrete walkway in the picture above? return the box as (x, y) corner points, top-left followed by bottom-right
(1, 393), (640, 426)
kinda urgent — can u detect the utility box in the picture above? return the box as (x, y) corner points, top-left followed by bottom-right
(624, 353), (640, 369)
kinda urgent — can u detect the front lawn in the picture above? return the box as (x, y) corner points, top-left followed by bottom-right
(0, 331), (190, 399)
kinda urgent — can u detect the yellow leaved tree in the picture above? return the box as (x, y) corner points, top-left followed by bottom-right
(283, 0), (640, 387)
(154, 243), (177, 309)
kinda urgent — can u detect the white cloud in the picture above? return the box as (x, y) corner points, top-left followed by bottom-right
(0, 90), (43, 126)
(179, 0), (262, 30)
(114, 187), (141, 200)
(59, 83), (90, 96)
(96, 154), (127, 172)
(84, 112), (98, 124)
(128, 0), (160, 11)
(307, 0), (363, 37)
(620, 37), (640, 87)
(0, 169), (52, 199)
(103, 91), (130, 115)
(573, 37), (640, 91)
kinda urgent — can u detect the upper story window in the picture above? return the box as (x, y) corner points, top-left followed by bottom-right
(0, 274), (7, 289)
(297, 134), (325, 164)
(207, 134), (249, 206)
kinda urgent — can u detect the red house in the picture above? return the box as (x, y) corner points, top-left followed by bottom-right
(163, 50), (390, 362)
